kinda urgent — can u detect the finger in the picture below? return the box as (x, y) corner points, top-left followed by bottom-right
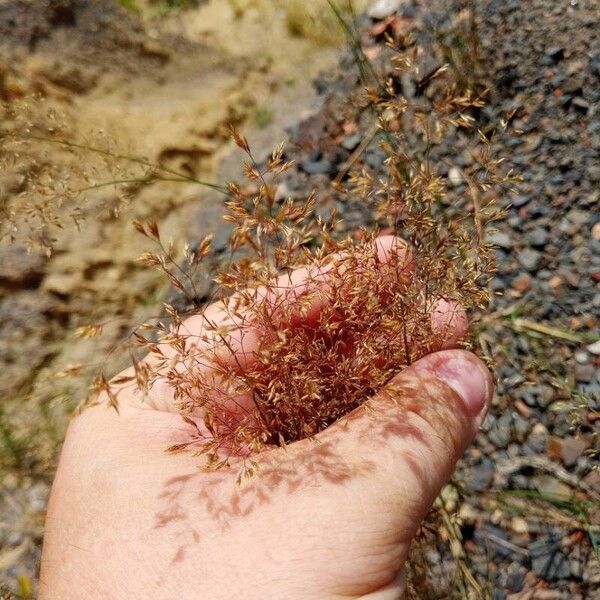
(430, 298), (468, 350)
(318, 349), (493, 558)
(269, 234), (414, 329)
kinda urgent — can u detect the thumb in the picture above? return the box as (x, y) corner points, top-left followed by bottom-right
(323, 349), (493, 545)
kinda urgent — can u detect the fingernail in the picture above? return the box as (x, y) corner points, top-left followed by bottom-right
(432, 355), (491, 417)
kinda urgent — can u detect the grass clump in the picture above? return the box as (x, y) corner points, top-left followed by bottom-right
(108, 33), (513, 473)
(0, 99), (226, 253)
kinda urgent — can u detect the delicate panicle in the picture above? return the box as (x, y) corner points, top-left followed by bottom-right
(97, 33), (515, 471)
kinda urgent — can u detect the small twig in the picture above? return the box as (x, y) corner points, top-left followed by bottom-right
(334, 122), (380, 184)
(511, 318), (599, 344)
(496, 455), (600, 500)
(24, 134), (229, 194)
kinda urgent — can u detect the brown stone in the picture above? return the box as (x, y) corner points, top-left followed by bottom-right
(547, 436), (592, 468)
(583, 470), (600, 493)
(513, 272), (532, 293)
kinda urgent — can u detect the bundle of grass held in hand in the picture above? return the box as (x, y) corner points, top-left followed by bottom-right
(115, 37), (512, 476)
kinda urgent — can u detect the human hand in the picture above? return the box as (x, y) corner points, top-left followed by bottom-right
(40, 236), (493, 599)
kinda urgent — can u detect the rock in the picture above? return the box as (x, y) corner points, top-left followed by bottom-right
(559, 268), (580, 288)
(567, 209), (588, 226)
(440, 484), (459, 512)
(530, 532), (570, 581)
(571, 97), (589, 112)
(582, 470), (600, 493)
(548, 436), (591, 467)
(458, 502), (478, 522)
(574, 363), (596, 383)
(548, 275), (563, 290)
(592, 222), (600, 241)
(518, 386), (539, 408)
(364, 149), (386, 169)
(507, 214), (521, 228)
(526, 134), (543, 152)
(534, 475), (571, 499)
(505, 562), (527, 592)
(570, 557), (583, 579)
(585, 552), (600, 584)
(532, 550), (571, 582)
(341, 133), (362, 151)
(512, 414), (530, 440)
(527, 228), (548, 248)
(539, 385), (555, 408)
(425, 548), (441, 565)
(563, 76), (583, 95)
(463, 457), (495, 493)
(487, 231), (512, 249)
(517, 248), (541, 271)
(511, 194), (530, 208)
(27, 481), (49, 514)
(367, 0), (404, 19)
(589, 165), (600, 183)
(511, 517), (529, 534)
(300, 159), (333, 175)
(514, 399), (532, 419)
(546, 46), (565, 62)
(448, 166), (463, 187)
(488, 412), (512, 448)
(474, 524), (513, 559)
(587, 340), (600, 355)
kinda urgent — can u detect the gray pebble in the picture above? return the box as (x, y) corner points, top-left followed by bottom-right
(527, 227), (549, 247)
(301, 160), (332, 175)
(463, 457), (495, 493)
(517, 248), (541, 271)
(512, 194), (530, 208)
